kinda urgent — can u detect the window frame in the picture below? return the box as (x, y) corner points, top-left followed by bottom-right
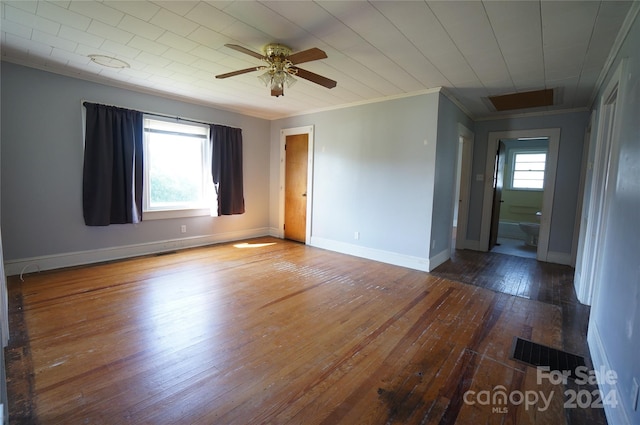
(142, 115), (214, 220)
(509, 149), (547, 191)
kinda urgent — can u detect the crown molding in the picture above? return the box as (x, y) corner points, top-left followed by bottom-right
(272, 87), (444, 120)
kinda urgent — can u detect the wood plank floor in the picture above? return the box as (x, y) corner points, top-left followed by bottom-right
(430, 249), (591, 357)
(5, 238), (605, 424)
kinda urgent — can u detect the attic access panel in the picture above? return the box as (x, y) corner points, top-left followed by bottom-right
(489, 89), (554, 112)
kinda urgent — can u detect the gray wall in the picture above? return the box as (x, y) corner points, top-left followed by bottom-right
(1, 62), (271, 262)
(467, 111), (590, 255)
(270, 93), (443, 262)
(431, 93), (474, 257)
(269, 91), (472, 268)
(587, 10), (640, 425)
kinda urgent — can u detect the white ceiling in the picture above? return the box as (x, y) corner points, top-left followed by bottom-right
(1, 1), (635, 120)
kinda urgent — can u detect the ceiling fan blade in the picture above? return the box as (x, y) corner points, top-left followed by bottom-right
(216, 66), (263, 79)
(224, 44), (265, 60)
(288, 47), (328, 65)
(294, 67), (337, 89)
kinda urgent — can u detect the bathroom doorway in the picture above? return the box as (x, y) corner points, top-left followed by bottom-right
(480, 129), (560, 262)
(491, 138), (549, 259)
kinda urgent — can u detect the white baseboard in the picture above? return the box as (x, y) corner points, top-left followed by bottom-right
(573, 270), (592, 305)
(545, 250), (572, 266)
(268, 227), (283, 238)
(309, 236), (429, 272)
(588, 320), (632, 425)
(4, 227), (271, 276)
(428, 248), (450, 271)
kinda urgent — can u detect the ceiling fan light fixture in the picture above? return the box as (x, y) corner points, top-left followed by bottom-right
(257, 71), (272, 87)
(284, 72), (296, 88)
(218, 43), (336, 97)
(271, 72), (285, 91)
(258, 70), (296, 96)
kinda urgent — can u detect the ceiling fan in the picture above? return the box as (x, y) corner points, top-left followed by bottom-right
(215, 43), (337, 97)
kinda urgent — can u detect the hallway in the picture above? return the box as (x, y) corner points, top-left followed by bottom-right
(431, 249), (606, 425)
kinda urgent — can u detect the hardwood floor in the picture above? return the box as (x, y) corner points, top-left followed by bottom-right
(5, 238), (605, 424)
(431, 249), (606, 425)
(430, 249), (591, 357)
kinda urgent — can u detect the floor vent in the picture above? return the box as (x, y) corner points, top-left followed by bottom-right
(510, 337), (585, 377)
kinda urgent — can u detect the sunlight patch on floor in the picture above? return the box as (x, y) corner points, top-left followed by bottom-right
(234, 242), (277, 249)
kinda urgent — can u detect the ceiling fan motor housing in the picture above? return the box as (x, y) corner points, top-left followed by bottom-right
(263, 43), (292, 59)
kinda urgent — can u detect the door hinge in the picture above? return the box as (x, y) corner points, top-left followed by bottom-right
(283, 223), (286, 230)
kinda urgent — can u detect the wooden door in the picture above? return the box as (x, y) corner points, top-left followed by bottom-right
(489, 141), (506, 250)
(284, 134), (308, 243)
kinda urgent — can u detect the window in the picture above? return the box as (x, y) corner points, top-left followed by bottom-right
(511, 151), (546, 190)
(143, 117), (214, 219)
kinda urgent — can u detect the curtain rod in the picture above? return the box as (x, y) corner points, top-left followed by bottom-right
(80, 99), (238, 129)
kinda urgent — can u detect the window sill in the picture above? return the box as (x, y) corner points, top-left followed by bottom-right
(143, 208), (213, 220)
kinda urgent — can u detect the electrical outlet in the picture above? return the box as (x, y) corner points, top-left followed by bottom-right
(632, 377), (639, 411)
(431, 239), (436, 249)
(354, 231), (360, 240)
(180, 225), (187, 234)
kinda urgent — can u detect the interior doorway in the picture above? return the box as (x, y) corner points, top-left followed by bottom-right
(489, 138), (550, 260)
(451, 125), (474, 253)
(284, 134), (309, 242)
(574, 61), (625, 305)
(279, 126), (314, 244)
(480, 129), (560, 262)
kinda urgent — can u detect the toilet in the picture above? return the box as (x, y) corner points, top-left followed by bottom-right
(519, 222), (540, 247)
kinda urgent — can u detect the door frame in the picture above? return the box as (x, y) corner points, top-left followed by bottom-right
(572, 112), (594, 268)
(488, 140), (507, 251)
(480, 128), (560, 261)
(453, 124), (474, 250)
(279, 125), (315, 243)
(576, 60), (626, 306)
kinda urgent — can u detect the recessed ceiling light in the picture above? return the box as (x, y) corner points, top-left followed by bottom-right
(88, 54), (130, 69)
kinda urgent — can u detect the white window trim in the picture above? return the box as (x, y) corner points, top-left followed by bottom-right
(143, 208), (213, 221)
(508, 149), (547, 191)
(142, 115), (215, 220)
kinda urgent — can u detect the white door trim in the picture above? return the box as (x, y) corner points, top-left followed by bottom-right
(454, 124), (474, 250)
(279, 126), (315, 243)
(578, 60), (626, 306)
(480, 128), (561, 262)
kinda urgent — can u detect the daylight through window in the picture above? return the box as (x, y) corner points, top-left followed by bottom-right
(512, 152), (546, 190)
(143, 117), (214, 219)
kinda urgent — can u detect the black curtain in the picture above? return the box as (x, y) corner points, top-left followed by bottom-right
(210, 124), (245, 215)
(83, 103), (143, 226)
